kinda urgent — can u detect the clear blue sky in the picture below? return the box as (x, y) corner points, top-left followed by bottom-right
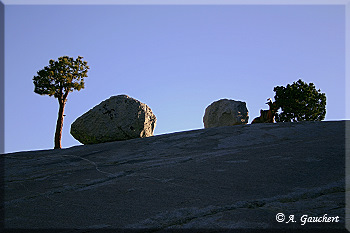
(4, 3), (346, 153)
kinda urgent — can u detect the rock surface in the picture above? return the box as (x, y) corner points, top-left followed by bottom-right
(4, 121), (348, 231)
(203, 99), (249, 128)
(70, 95), (156, 144)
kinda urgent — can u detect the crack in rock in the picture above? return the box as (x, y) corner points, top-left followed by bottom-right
(61, 154), (119, 178)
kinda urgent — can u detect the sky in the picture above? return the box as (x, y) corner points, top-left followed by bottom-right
(4, 2), (346, 153)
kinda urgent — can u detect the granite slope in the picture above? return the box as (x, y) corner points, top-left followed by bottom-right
(3, 121), (348, 231)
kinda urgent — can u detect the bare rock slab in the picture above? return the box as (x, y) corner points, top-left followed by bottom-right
(203, 99), (249, 128)
(4, 121), (347, 230)
(70, 95), (156, 144)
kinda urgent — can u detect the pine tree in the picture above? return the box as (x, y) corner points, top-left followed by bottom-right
(33, 56), (89, 149)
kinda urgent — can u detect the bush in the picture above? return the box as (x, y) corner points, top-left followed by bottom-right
(273, 79), (326, 122)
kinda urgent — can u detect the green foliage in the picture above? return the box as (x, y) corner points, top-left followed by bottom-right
(33, 56), (89, 149)
(33, 56), (89, 100)
(273, 79), (326, 122)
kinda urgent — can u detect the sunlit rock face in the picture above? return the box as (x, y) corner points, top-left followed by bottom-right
(70, 94), (156, 144)
(203, 99), (249, 128)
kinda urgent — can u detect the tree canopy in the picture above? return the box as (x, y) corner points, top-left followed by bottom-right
(273, 79), (326, 122)
(33, 56), (89, 101)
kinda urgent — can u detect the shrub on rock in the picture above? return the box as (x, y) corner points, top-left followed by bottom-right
(273, 79), (326, 122)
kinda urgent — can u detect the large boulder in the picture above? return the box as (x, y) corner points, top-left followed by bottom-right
(203, 99), (248, 128)
(70, 95), (156, 144)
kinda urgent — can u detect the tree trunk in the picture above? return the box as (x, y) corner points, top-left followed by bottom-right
(54, 99), (66, 149)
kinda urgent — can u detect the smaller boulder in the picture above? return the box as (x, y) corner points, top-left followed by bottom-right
(203, 99), (249, 128)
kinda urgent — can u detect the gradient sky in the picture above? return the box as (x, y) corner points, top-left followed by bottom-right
(4, 3), (346, 153)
